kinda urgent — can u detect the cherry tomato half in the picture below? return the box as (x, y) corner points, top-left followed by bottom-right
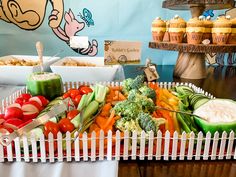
(79, 86), (93, 95)
(67, 110), (79, 120)
(62, 92), (70, 99)
(74, 95), (82, 105)
(58, 118), (75, 133)
(67, 89), (78, 94)
(70, 90), (81, 99)
(44, 121), (59, 138)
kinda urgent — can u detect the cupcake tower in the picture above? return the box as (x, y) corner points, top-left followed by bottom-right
(149, 0), (235, 80)
(152, 15), (236, 45)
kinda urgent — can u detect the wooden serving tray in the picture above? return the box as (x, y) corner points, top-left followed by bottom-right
(162, 0), (235, 10)
(149, 42), (236, 53)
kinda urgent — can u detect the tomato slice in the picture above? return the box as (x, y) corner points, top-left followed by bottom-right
(58, 118), (75, 133)
(44, 121), (59, 138)
(79, 86), (93, 95)
(67, 110), (79, 120)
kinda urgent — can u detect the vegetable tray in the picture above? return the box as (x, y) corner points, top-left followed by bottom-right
(0, 81), (235, 163)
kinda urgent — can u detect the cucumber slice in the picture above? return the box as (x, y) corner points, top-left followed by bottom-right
(189, 94), (208, 106)
(86, 91), (95, 106)
(77, 94), (88, 111)
(175, 86), (194, 96)
(193, 98), (209, 110)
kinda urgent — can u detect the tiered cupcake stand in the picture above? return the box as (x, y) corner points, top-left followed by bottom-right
(149, 0), (236, 79)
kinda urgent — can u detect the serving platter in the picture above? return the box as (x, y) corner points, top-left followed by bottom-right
(0, 81), (235, 163)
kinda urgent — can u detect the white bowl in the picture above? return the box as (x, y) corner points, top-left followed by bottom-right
(50, 57), (125, 83)
(0, 55), (60, 85)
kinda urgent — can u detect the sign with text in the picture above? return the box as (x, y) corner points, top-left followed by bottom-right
(104, 40), (142, 65)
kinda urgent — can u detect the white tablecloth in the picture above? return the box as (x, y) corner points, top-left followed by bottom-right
(0, 161), (118, 177)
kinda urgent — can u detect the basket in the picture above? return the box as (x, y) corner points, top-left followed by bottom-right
(0, 82), (235, 163)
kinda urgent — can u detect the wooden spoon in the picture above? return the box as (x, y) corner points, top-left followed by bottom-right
(36, 41), (44, 73)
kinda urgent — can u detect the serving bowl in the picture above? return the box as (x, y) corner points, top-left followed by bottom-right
(50, 57), (125, 83)
(0, 55), (60, 85)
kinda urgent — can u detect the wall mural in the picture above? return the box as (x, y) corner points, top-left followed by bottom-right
(0, 0), (98, 56)
(0, 0), (235, 62)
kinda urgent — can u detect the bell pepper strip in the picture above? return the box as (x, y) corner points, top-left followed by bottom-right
(159, 110), (175, 136)
(155, 88), (181, 134)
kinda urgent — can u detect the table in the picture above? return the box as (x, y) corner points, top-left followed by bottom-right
(119, 65), (236, 177)
(1, 65), (236, 177)
(0, 161), (118, 177)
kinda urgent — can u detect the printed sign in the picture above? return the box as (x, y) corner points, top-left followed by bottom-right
(104, 40), (142, 65)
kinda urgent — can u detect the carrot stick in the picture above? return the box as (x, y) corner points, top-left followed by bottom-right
(95, 116), (107, 128)
(114, 115), (121, 120)
(152, 111), (158, 118)
(103, 110), (115, 130)
(100, 103), (112, 117)
(115, 91), (126, 100)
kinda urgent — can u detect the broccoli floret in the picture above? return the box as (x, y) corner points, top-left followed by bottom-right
(127, 90), (156, 114)
(115, 118), (142, 132)
(135, 94), (156, 113)
(130, 75), (145, 90)
(137, 112), (157, 133)
(122, 75), (145, 95)
(139, 85), (156, 101)
(113, 100), (141, 120)
(122, 78), (133, 95)
(127, 89), (140, 101)
(137, 112), (166, 134)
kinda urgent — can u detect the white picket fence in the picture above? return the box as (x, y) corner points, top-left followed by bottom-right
(0, 130), (235, 162)
(1, 82), (235, 162)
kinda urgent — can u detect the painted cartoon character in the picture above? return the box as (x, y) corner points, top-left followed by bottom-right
(0, 0), (63, 30)
(0, 0), (64, 30)
(51, 9), (98, 56)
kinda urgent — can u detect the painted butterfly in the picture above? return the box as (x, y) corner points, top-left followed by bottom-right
(78, 8), (94, 27)
(203, 9), (214, 17)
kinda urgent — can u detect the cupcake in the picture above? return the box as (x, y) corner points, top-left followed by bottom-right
(228, 18), (236, 44)
(186, 16), (205, 44)
(212, 16), (232, 45)
(203, 16), (213, 42)
(169, 15), (186, 43)
(151, 17), (166, 42)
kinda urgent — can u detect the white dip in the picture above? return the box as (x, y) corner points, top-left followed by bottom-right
(31, 73), (59, 81)
(194, 99), (236, 123)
